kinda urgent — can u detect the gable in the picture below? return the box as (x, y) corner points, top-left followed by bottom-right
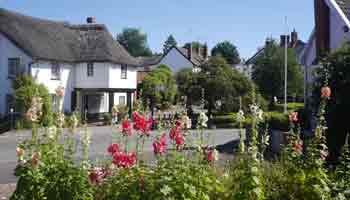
(159, 47), (195, 72)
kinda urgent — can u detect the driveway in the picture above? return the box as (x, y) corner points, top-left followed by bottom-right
(0, 126), (242, 184)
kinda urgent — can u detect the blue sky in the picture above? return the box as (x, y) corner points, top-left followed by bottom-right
(1, 0), (314, 59)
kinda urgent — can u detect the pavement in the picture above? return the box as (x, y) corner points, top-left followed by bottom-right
(0, 126), (242, 199)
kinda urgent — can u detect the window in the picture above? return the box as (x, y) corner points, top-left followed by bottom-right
(119, 96), (126, 105)
(8, 58), (20, 78)
(51, 63), (61, 80)
(121, 64), (127, 79)
(6, 94), (15, 113)
(87, 63), (94, 77)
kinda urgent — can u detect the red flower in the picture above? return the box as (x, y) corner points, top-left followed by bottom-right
(169, 126), (180, 140)
(153, 134), (167, 155)
(206, 149), (218, 163)
(121, 119), (132, 136)
(107, 143), (119, 155)
(112, 152), (137, 168)
(321, 86), (331, 99)
(289, 112), (298, 123)
(133, 112), (152, 136)
(293, 140), (303, 155)
(175, 132), (185, 147)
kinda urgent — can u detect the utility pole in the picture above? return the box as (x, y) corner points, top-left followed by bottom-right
(284, 16), (288, 114)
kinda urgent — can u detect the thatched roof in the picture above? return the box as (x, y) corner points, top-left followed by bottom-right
(0, 8), (138, 66)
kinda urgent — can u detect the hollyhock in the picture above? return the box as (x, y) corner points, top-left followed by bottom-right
(121, 119), (132, 136)
(89, 168), (104, 185)
(181, 115), (192, 129)
(289, 112), (299, 124)
(31, 152), (41, 167)
(112, 152), (137, 168)
(206, 149), (219, 163)
(111, 105), (119, 118)
(153, 134), (167, 155)
(321, 86), (331, 99)
(16, 147), (24, 160)
(175, 132), (185, 147)
(55, 86), (65, 98)
(293, 140), (303, 155)
(133, 112), (152, 136)
(320, 150), (329, 161)
(169, 125), (180, 140)
(107, 143), (119, 155)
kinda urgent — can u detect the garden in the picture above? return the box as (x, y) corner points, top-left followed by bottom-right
(8, 80), (350, 200)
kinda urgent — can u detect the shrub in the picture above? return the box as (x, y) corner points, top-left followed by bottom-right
(103, 113), (112, 125)
(265, 112), (289, 131)
(13, 75), (53, 127)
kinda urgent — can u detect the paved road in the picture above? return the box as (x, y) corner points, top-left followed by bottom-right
(0, 126), (242, 184)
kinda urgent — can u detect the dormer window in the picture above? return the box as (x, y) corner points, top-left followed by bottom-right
(87, 63), (94, 77)
(121, 64), (127, 79)
(51, 62), (61, 80)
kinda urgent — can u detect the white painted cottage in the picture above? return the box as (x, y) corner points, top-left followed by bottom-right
(0, 8), (139, 118)
(302, 0), (350, 102)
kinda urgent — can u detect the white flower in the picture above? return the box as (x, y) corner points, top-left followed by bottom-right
(212, 149), (219, 161)
(181, 115), (192, 129)
(236, 109), (245, 122)
(47, 126), (57, 139)
(198, 112), (208, 128)
(257, 109), (264, 121)
(56, 112), (65, 128)
(249, 104), (264, 121)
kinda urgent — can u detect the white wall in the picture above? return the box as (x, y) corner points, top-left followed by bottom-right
(109, 64), (137, 89)
(159, 48), (194, 72)
(31, 61), (75, 113)
(0, 33), (32, 116)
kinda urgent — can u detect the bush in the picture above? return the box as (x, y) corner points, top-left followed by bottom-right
(271, 103), (304, 112)
(103, 113), (112, 125)
(13, 75), (53, 127)
(265, 112), (289, 131)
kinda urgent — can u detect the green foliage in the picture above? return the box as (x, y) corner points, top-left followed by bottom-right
(103, 113), (112, 125)
(211, 41), (241, 65)
(116, 28), (152, 57)
(313, 43), (350, 161)
(163, 34), (177, 54)
(117, 105), (129, 121)
(140, 65), (177, 109)
(252, 40), (304, 100)
(13, 75), (53, 127)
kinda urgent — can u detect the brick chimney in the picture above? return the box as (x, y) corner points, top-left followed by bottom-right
(280, 35), (290, 47)
(187, 44), (192, 60)
(314, 0), (330, 60)
(202, 43), (208, 60)
(291, 29), (298, 47)
(86, 17), (96, 24)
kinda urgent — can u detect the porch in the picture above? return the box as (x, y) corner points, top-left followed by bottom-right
(71, 88), (135, 121)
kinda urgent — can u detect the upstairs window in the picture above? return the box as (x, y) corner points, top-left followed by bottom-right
(87, 63), (94, 77)
(8, 58), (20, 78)
(51, 63), (61, 80)
(121, 64), (127, 79)
(119, 96), (126, 105)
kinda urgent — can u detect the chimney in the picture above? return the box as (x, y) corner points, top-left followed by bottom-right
(314, 0), (330, 60)
(187, 44), (192, 60)
(291, 29), (298, 47)
(86, 17), (96, 24)
(202, 43), (208, 59)
(280, 35), (290, 47)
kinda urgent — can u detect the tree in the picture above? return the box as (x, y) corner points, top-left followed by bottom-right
(176, 56), (259, 119)
(313, 44), (350, 162)
(252, 40), (304, 102)
(211, 41), (241, 65)
(163, 35), (177, 54)
(140, 65), (177, 110)
(13, 75), (53, 126)
(116, 28), (152, 57)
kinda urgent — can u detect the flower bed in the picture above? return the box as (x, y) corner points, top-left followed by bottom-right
(9, 86), (350, 200)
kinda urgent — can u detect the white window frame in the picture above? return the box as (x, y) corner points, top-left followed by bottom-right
(51, 62), (61, 80)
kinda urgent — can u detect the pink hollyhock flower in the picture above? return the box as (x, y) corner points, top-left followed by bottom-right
(55, 86), (65, 98)
(169, 126), (180, 140)
(289, 112), (299, 123)
(107, 143), (119, 156)
(112, 152), (137, 168)
(153, 134), (167, 155)
(293, 141), (303, 155)
(121, 119), (132, 136)
(16, 147), (24, 160)
(31, 152), (40, 167)
(89, 168), (104, 185)
(321, 86), (331, 99)
(206, 149), (219, 163)
(320, 150), (329, 161)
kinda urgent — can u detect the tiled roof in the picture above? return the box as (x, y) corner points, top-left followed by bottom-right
(0, 8), (138, 65)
